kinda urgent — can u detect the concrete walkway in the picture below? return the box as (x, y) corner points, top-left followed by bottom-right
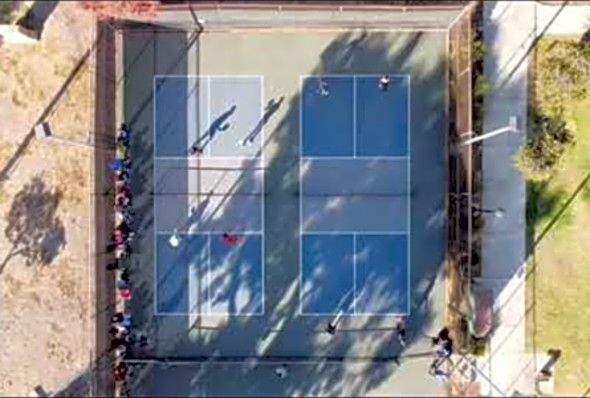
(478, 1), (534, 396)
(477, 3), (590, 395)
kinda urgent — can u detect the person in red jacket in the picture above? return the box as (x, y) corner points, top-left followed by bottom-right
(222, 232), (240, 246)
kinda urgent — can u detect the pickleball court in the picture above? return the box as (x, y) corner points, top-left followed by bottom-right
(123, 23), (450, 397)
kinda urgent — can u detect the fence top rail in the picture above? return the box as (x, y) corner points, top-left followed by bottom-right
(160, 1), (469, 13)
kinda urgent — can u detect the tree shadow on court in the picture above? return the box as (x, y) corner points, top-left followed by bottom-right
(121, 27), (453, 398)
(0, 175), (66, 275)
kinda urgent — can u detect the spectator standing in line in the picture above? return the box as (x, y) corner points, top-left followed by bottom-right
(112, 312), (132, 328)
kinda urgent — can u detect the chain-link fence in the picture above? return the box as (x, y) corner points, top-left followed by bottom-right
(446, 0), (480, 355)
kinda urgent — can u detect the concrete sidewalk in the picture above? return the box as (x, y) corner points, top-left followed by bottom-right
(478, 1), (533, 396)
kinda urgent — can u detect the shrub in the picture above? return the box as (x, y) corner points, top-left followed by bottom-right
(472, 39), (487, 65)
(536, 40), (590, 115)
(0, 1), (29, 24)
(474, 75), (491, 99)
(78, 1), (159, 19)
(469, 335), (488, 357)
(516, 111), (574, 181)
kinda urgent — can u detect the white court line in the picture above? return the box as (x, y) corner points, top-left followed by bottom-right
(154, 232), (265, 237)
(303, 230), (409, 235)
(206, 75), (211, 157)
(156, 156), (265, 161)
(207, 233), (212, 315)
(154, 74), (264, 79)
(156, 229), (263, 235)
(154, 311), (264, 317)
(353, 232), (357, 314)
(301, 232), (410, 236)
(300, 156), (409, 160)
(300, 311), (410, 317)
(206, 231), (264, 236)
(260, 75), (266, 315)
(353, 75), (357, 158)
(153, 75), (159, 316)
(300, 73), (409, 79)
(347, 73), (411, 79)
(298, 75), (305, 317)
(406, 74), (412, 315)
(300, 74), (354, 80)
(154, 231), (265, 237)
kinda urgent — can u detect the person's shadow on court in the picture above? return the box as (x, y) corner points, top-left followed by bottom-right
(239, 96), (285, 146)
(183, 191), (213, 232)
(189, 105), (237, 154)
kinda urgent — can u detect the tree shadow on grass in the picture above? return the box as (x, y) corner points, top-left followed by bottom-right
(525, 179), (566, 253)
(0, 175), (66, 275)
(526, 171), (590, 257)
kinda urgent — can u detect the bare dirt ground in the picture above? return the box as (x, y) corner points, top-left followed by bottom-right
(0, 3), (97, 396)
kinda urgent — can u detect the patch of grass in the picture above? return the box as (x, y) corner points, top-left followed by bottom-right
(526, 38), (590, 395)
(581, 184), (590, 207)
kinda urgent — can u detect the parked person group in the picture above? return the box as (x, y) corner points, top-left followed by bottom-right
(107, 125), (145, 397)
(428, 327), (454, 383)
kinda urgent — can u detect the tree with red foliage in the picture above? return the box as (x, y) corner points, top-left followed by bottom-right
(78, 1), (160, 19)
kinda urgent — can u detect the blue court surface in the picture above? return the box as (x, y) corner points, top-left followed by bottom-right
(299, 74), (411, 316)
(155, 232), (264, 315)
(152, 73), (410, 318)
(154, 75), (264, 158)
(153, 75), (265, 316)
(301, 75), (409, 157)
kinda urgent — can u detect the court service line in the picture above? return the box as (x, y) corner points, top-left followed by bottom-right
(298, 75), (304, 317)
(207, 232), (212, 315)
(153, 74), (264, 79)
(152, 75), (159, 316)
(300, 73), (409, 79)
(302, 231), (409, 236)
(154, 311), (265, 317)
(187, 73), (197, 324)
(300, 156), (409, 161)
(156, 156), (265, 161)
(154, 231), (264, 237)
(300, 74), (352, 80)
(206, 76), (212, 157)
(406, 74), (412, 315)
(352, 75), (357, 158)
(260, 74), (266, 315)
(155, 229), (263, 235)
(353, 232), (357, 314)
(351, 73), (411, 79)
(300, 311), (410, 317)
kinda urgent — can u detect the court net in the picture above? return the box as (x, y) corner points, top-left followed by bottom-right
(151, 190), (413, 197)
(124, 354), (401, 365)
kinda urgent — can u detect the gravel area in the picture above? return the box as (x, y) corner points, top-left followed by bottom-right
(0, 3), (97, 396)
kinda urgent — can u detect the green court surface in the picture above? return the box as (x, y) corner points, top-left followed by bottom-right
(123, 26), (449, 397)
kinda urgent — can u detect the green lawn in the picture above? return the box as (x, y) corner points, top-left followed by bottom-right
(526, 40), (590, 394)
